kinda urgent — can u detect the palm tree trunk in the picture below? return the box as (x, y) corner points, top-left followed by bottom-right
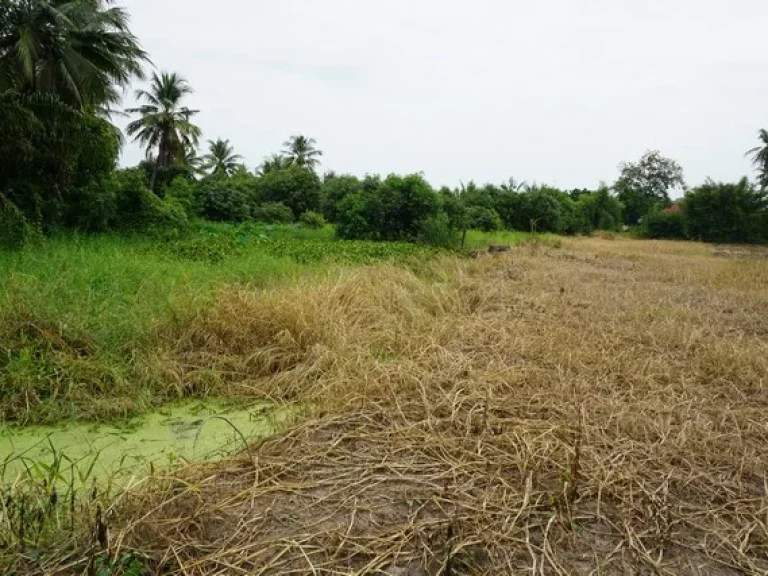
(150, 159), (158, 193)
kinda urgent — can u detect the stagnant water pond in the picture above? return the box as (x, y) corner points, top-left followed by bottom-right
(0, 400), (290, 488)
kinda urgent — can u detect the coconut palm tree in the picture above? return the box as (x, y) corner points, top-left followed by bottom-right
(182, 147), (204, 177)
(202, 138), (243, 176)
(126, 71), (201, 187)
(0, 0), (148, 110)
(258, 153), (290, 175)
(746, 129), (768, 191)
(281, 134), (322, 169)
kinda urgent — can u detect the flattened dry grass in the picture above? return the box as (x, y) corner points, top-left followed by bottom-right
(30, 238), (768, 573)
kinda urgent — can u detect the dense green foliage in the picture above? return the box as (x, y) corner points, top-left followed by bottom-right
(642, 208), (687, 239)
(335, 174), (440, 241)
(300, 210), (326, 229)
(615, 151), (685, 225)
(257, 165), (323, 218)
(640, 179), (768, 243)
(0, 0), (147, 109)
(684, 179), (768, 243)
(3, 1), (768, 256)
(0, 92), (121, 238)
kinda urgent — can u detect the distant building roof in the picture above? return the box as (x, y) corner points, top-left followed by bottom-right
(663, 204), (683, 214)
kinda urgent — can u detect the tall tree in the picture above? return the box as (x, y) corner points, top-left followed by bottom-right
(182, 146), (203, 177)
(258, 153), (290, 175)
(282, 135), (322, 169)
(202, 138), (243, 176)
(746, 129), (768, 191)
(614, 150), (685, 225)
(126, 72), (201, 187)
(0, 0), (148, 110)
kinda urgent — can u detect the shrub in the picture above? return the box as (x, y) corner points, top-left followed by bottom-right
(114, 169), (188, 231)
(512, 190), (562, 233)
(643, 208), (687, 239)
(257, 166), (322, 219)
(1, 95), (119, 231)
(576, 187), (623, 233)
(165, 176), (197, 215)
(68, 176), (118, 232)
(466, 205), (502, 232)
(196, 175), (251, 222)
(375, 173), (440, 240)
(335, 193), (371, 240)
(684, 178), (768, 243)
(0, 197), (41, 249)
(419, 212), (459, 248)
(335, 173), (440, 241)
(493, 190), (523, 229)
(252, 202), (294, 224)
(322, 175), (362, 222)
(299, 211), (326, 229)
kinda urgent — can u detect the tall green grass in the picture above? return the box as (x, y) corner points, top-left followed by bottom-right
(462, 229), (560, 250)
(0, 223), (437, 424)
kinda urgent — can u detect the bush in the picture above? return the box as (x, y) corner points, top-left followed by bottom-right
(643, 208), (687, 239)
(508, 190), (562, 233)
(68, 176), (118, 232)
(114, 169), (188, 231)
(252, 202), (294, 224)
(335, 193), (371, 240)
(493, 190), (523, 229)
(165, 176), (197, 215)
(257, 166), (322, 219)
(0, 197), (41, 249)
(1, 95), (119, 231)
(323, 175), (362, 222)
(196, 175), (251, 222)
(299, 210), (326, 229)
(576, 187), (623, 233)
(684, 178), (768, 243)
(335, 173), (439, 241)
(419, 212), (459, 248)
(466, 205), (502, 232)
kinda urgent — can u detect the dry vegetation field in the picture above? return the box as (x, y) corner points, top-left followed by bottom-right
(33, 237), (768, 574)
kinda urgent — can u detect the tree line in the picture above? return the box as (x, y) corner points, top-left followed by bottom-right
(1, 1), (768, 248)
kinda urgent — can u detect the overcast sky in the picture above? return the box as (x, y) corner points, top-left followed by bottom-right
(117, 0), (768, 190)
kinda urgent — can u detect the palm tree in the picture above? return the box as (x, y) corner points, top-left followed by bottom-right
(202, 138), (243, 176)
(182, 147), (204, 177)
(746, 129), (768, 190)
(281, 134), (322, 169)
(501, 177), (528, 192)
(0, 0), (148, 110)
(258, 153), (290, 175)
(126, 72), (201, 188)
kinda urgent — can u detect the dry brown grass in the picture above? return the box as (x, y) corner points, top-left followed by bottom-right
(45, 238), (768, 574)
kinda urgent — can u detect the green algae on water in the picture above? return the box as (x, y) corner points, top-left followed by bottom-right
(0, 400), (289, 487)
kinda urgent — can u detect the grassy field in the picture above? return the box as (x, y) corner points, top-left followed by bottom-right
(0, 223), (438, 424)
(0, 223), (546, 425)
(4, 235), (768, 573)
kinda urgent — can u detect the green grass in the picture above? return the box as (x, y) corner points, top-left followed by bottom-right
(0, 222), (436, 424)
(0, 221), (548, 425)
(462, 229), (560, 250)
